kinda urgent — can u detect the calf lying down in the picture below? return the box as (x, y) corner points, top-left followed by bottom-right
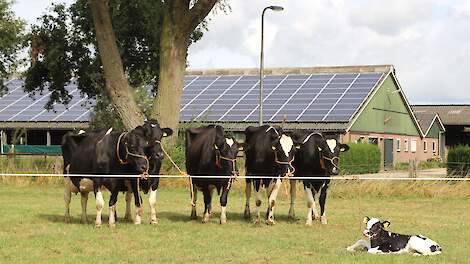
(347, 217), (442, 256)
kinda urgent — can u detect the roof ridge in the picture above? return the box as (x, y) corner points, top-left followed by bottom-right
(186, 65), (393, 76)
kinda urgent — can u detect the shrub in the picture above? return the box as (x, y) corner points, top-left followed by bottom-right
(447, 145), (470, 177)
(340, 143), (380, 175)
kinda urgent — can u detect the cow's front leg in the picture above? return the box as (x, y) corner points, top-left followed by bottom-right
(288, 179), (297, 220)
(347, 239), (371, 252)
(64, 178), (72, 223)
(319, 184), (329, 224)
(202, 189), (212, 223)
(94, 189), (104, 228)
(131, 180), (143, 225)
(124, 191), (132, 222)
(149, 187), (158, 225)
(243, 180), (252, 220)
(266, 178), (282, 225)
(80, 191), (89, 224)
(305, 187), (315, 226)
(219, 184), (230, 225)
(108, 190), (119, 228)
(190, 185), (198, 220)
(254, 183), (262, 224)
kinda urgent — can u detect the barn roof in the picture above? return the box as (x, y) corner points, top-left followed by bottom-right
(412, 105), (470, 126)
(413, 112), (445, 137)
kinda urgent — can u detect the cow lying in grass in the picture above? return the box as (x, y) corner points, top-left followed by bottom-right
(347, 217), (442, 255)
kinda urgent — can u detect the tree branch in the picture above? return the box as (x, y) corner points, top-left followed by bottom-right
(185, 0), (218, 33)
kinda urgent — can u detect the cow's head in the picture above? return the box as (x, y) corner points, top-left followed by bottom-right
(142, 119), (173, 169)
(268, 127), (297, 177)
(363, 216), (390, 239)
(124, 126), (151, 174)
(214, 128), (240, 176)
(317, 135), (349, 175)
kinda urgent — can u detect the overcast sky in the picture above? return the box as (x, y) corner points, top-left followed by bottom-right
(13, 0), (470, 104)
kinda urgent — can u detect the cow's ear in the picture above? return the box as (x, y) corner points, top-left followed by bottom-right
(238, 142), (246, 152)
(382, 221), (390, 228)
(363, 216), (370, 224)
(318, 146), (322, 152)
(339, 143), (350, 152)
(162, 128), (173, 137)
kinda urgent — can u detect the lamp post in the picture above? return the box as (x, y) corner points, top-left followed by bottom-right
(259, 5), (284, 126)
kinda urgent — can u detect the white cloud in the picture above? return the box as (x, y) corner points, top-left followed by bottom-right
(188, 0), (470, 104)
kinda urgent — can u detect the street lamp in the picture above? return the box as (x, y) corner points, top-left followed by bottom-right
(259, 5), (284, 126)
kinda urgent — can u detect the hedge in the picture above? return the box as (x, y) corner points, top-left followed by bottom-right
(339, 143), (381, 175)
(447, 145), (470, 177)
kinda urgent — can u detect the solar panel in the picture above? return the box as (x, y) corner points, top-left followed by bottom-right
(0, 71), (383, 124)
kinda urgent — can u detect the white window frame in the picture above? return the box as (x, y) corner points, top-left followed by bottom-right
(396, 138), (401, 152)
(432, 141), (436, 153)
(404, 139), (409, 152)
(423, 140), (427, 152)
(411, 140), (417, 153)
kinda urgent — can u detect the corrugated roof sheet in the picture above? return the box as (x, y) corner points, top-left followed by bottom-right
(412, 105), (470, 125)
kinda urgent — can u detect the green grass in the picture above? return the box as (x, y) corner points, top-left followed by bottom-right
(0, 184), (469, 263)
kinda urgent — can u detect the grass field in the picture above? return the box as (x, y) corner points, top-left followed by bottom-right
(1, 182), (470, 263)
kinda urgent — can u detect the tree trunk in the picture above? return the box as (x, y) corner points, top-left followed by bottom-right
(152, 9), (189, 143)
(88, 0), (145, 130)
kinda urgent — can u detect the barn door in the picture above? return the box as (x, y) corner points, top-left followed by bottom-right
(384, 139), (394, 170)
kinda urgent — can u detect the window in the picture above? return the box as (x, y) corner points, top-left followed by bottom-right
(404, 139), (409, 152)
(396, 139), (401, 152)
(411, 140), (417, 153)
(423, 141), (427, 152)
(432, 141), (436, 152)
(368, 137), (378, 145)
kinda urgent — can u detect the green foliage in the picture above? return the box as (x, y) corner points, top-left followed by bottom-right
(89, 85), (154, 130)
(447, 145), (470, 177)
(0, 0), (25, 91)
(23, 0), (207, 112)
(418, 160), (445, 170)
(340, 143), (381, 175)
(394, 162), (409, 171)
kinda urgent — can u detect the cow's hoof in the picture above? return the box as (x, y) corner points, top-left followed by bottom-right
(320, 216), (328, 225)
(346, 246), (355, 252)
(288, 214), (296, 221)
(220, 219), (227, 225)
(150, 220), (158, 225)
(266, 219), (276, 226)
(202, 213), (210, 223)
(254, 218), (261, 225)
(109, 223), (116, 228)
(94, 223), (102, 228)
(190, 209), (197, 220)
(65, 216), (71, 224)
(124, 215), (132, 222)
(81, 218), (88, 224)
(305, 220), (313, 226)
(243, 208), (251, 220)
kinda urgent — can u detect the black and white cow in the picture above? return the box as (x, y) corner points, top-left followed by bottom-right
(243, 125), (297, 225)
(290, 131), (349, 225)
(62, 120), (172, 226)
(185, 125), (240, 224)
(347, 217), (442, 255)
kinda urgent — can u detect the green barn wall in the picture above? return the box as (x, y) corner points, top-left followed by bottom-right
(350, 75), (420, 136)
(426, 121), (442, 139)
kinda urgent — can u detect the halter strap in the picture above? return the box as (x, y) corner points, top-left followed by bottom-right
(116, 132), (129, 165)
(302, 132), (323, 144)
(265, 126), (280, 136)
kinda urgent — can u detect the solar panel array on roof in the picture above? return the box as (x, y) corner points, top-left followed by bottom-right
(0, 79), (93, 122)
(180, 72), (383, 123)
(1, 71), (383, 124)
